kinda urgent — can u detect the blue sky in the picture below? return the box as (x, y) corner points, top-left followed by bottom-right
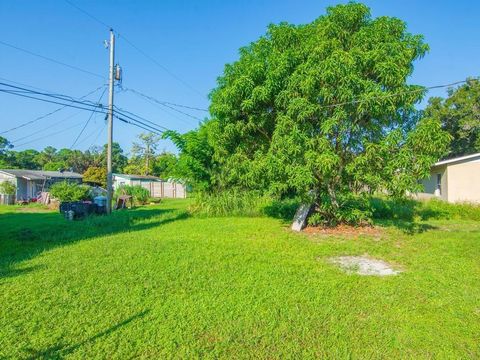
(1, 0), (479, 154)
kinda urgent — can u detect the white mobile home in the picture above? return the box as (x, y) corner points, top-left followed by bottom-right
(0, 169), (82, 201)
(112, 173), (186, 199)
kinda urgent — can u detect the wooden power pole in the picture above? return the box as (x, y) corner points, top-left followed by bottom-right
(106, 29), (115, 214)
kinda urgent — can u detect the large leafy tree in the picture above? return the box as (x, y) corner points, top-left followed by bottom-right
(101, 142), (127, 173)
(163, 121), (218, 191)
(208, 2), (450, 222)
(0, 137), (13, 168)
(153, 152), (177, 179)
(13, 149), (40, 169)
(425, 78), (480, 157)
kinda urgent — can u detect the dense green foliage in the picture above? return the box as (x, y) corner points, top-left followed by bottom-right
(0, 181), (16, 195)
(190, 190), (271, 217)
(163, 121), (218, 190)
(425, 78), (480, 157)
(82, 166), (107, 187)
(371, 197), (480, 222)
(1, 200), (479, 358)
(114, 184), (150, 205)
(49, 181), (91, 202)
(170, 3), (451, 225)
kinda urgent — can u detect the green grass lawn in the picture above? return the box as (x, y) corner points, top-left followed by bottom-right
(0, 200), (479, 359)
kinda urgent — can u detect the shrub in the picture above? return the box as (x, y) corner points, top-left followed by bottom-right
(50, 181), (91, 202)
(369, 197), (416, 221)
(114, 185), (150, 205)
(370, 197), (480, 222)
(83, 166), (107, 188)
(0, 181), (16, 195)
(190, 190), (271, 217)
(262, 197), (301, 221)
(308, 194), (373, 227)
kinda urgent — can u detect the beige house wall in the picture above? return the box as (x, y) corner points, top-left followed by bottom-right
(420, 165), (448, 201)
(445, 159), (480, 203)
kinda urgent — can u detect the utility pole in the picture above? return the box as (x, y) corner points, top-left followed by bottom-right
(106, 29), (115, 214)
(145, 143), (150, 175)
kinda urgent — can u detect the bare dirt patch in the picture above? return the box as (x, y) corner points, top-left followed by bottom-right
(329, 255), (401, 276)
(304, 225), (382, 237)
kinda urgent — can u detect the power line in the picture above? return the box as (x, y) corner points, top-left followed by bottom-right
(0, 89), (107, 115)
(0, 82), (103, 109)
(0, 76), (67, 94)
(114, 106), (170, 131)
(124, 88), (204, 122)
(10, 112), (81, 143)
(70, 87), (108, 149)
(117, 35), (204, 98)
(118, 90), (194, 127)
(63, 0), (204, 98)
(0, 84), (105, 135)
(14, 122), (85, 148)
(123, 87), (208, 112)
(63, 0), (111, 30)
(0, 40), (105, 79)
(114, 112), (167, 134)
(114, 114), (164, 136)
(88, 121), (107, 148)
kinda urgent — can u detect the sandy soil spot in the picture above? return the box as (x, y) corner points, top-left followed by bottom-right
(329, 255), (401, 276)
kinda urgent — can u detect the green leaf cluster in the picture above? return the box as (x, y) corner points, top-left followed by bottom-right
(425, 78), (480, 157)
(49, 181), (91, 202)
(0, 181), (16, 195)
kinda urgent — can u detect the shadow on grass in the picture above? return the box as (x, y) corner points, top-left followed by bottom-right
(262, 197), (444, 234)
(370, 198), (445, 234)
(374, 219), (438, 235)
(24, 310), (150, 359)
(0, 206), (189, 280)
(262, 198), (301, 223)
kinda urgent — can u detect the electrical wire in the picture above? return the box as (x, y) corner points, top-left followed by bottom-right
(1, 84), (105, 135)
(63, 0), (111, 30)
(114, 112), (166, 134)
(0, 40), (105, 79)
(88, 121), (107, 148)
(70, 87), (108, 148)
(118, 90), (194, 127)
(63, 0), (204, 98)
(114, 106), (170, 131)
(123, 87), (208, 112)
(0, 82), (103, 109)
(0, 76), (69, 94)
(114, 114), (164, 136)
(10, 112), (81, 143)
(124, 88), (203, 122)
(117, 35), (204, 98)
(14, 122), (85, 148)
(0, 89), (107, 115)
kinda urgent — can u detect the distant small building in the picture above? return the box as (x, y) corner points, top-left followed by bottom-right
(0, 169), (82, 201)
(419, 152), (480, 203)
(112, 173), (186, 199)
